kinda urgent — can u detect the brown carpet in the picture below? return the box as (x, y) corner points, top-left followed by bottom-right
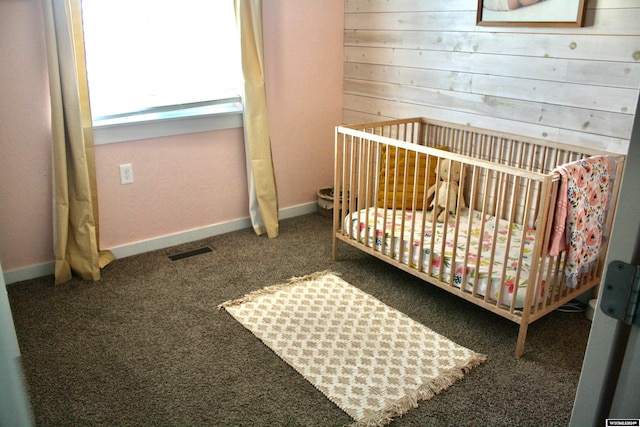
(7, 213), (591, 426)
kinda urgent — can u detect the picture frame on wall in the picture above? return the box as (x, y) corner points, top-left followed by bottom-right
(476, 0), (587, 27)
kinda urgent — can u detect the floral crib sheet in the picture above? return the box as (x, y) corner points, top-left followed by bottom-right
(345, 207), (546, 309)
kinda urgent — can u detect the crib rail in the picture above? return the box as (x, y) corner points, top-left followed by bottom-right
(333, 118), (625, 357)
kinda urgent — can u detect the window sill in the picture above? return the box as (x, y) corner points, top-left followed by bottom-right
(92, 103), (243, 145)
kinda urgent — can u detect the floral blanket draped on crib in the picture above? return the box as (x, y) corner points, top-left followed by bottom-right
(549, 156), (614, 288)
(345, 208), (546, 308)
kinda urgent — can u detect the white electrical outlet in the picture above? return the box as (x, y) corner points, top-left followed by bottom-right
(119, 163), (134, 184)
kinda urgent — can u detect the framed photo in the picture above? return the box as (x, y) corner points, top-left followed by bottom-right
(477, 0), (587, 27)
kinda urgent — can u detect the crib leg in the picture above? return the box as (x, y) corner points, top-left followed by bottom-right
(516, 322), (529, 359)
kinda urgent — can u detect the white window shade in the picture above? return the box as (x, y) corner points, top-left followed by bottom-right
(81, 0), (243, 142)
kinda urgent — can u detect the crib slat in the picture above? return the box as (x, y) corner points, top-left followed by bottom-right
(514, 177), (537, 314)
(362, 137), (373, 249)
(534, 178), (558, 311)
(460, 165), (479, 294)
(350, 136), (362, 244)
(488, 170), (507, 307)
(416, 156), (429, 273)
(472, 166), (492, 300)
(504, 175), (522, 314)
(433, 160), (447, 281)
(450, 161), (465, 288)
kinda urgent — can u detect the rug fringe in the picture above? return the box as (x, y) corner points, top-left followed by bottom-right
(287, 269), (337, 284)
(218, 270), (337, 310)
(350, 353), (487, 427)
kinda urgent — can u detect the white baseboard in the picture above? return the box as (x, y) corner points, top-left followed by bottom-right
(3, 202), (318, 285)
(3, 262), (55, 285)
(109, 217), (254, 260)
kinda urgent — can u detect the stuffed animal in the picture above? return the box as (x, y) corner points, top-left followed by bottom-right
(426, 158), (466, 222)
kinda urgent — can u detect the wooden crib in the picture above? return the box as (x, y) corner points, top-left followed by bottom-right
(332, 117), (625, 358)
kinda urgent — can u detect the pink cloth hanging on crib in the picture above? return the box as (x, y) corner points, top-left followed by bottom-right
(548, 156), (613, 288)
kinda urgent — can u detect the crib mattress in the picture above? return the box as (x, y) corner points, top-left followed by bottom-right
(345, 207), (547, 309)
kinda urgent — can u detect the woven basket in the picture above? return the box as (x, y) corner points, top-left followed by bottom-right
(317, 188), (338, 217)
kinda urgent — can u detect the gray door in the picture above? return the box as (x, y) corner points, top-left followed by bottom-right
(570, 94), (640, 425)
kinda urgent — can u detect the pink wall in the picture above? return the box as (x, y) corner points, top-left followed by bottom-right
(0, 0), (344, 275)
(263, 2), (344, 208)
(0, 0), (53, 271)
(95, 129), (250, 248)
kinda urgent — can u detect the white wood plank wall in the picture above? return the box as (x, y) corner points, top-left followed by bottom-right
(343, 0), (640, 154)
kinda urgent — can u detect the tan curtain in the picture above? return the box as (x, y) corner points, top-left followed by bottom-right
(42, 0), (114, 284)
(234, 0), (279, 238)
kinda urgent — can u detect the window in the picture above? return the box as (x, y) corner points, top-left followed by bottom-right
(81, 0), (243, 144)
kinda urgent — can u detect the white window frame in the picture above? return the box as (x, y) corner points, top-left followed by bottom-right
(92, 98), (243, 145)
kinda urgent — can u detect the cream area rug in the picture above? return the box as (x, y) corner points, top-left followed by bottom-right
(219, 271), (486, 426)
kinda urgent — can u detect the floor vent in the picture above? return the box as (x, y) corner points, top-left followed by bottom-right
(168, 246), (213, 261)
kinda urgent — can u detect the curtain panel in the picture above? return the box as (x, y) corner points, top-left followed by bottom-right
(42, 0), (113, 284)
(234, 0), (279, 238)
